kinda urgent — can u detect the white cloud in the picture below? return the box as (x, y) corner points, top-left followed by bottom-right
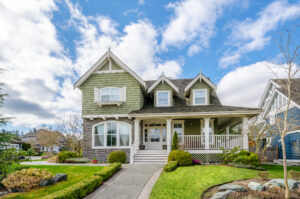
(217, 61), (299, 107)
(138, 0), (145, 5)
(220, 0), (300, 68)
(0, 0), (80, 128)
(161, 0), (234, 52)
(66, 0), (182, 80)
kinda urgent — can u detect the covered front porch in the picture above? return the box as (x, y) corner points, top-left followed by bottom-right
(130, 115), (250, 163)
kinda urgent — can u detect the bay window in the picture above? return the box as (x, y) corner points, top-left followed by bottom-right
(93, 121), (131, 148)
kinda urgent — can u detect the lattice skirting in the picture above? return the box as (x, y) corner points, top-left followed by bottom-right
(191, 153), (223, 163)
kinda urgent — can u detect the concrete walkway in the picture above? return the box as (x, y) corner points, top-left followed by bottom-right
(85, 164), (162, 199)
(21, 161), (110, 166)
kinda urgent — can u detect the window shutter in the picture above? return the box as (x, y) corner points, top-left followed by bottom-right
(121, 87), (126, 102)
(94, 88), (100, 103)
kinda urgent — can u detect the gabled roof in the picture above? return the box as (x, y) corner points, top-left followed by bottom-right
(184, 73), (217, 96)
(147, 73), (179, 94)
(73, 50), (147, 89)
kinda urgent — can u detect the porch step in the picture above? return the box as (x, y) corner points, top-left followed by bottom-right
(133, 150), (168, 164)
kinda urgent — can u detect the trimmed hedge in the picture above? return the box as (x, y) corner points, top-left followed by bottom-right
(64, 158), (90, 163)
(94, 162), (121, 180)
(57, 151), (77, 163)
(168, 150), (192, 166)
(41, 175), (103, 199)
(164, 161), (178, 172)
(42, 162), (122, 199)
(107, 151), (127, 163)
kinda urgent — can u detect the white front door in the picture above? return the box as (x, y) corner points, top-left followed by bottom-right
(144, 126), (166, 150)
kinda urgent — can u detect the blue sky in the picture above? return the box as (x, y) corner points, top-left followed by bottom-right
(0, 0), (299, 133)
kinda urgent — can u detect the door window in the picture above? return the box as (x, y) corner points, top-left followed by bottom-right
(150, 128), (160, 142)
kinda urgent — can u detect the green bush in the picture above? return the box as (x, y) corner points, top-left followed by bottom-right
(233, 153), (260, 167)
(22, 143), (31, 151)
(222, 147), (260, 167)
(64, 158), (90, 163)
(168, 150), (192, 166)
(221, 147), (240, 164)
(27, 148), (35, 156)
(164, 161), (178, 172)
(171, 131), (178, 150)
(107, 151), (127, 163)
(41, 175), (103, 199)
(57, 151), (77, 163)
(17, 150), (28, 157)
(94, 162), (121, 180)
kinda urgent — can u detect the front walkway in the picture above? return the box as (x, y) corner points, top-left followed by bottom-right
(20, 161), (110, 166)
(85, 164), (162, 199)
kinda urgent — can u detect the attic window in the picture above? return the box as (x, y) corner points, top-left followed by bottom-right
(193, 89), (207, 105)
(156, 91), (170, 107)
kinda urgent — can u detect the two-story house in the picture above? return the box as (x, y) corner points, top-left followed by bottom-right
(74, 50), (261, 164)
(258, 78), (300, 160)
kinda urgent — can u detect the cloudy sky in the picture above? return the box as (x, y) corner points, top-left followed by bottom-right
(0, 0), (299, 133)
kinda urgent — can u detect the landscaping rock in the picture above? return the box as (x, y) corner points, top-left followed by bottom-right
(211, 190), (235, 199)
(39, 178), (56, 186)
(248, 181), (265, 191)
(0, 190), (8, 196)
(53, 173), (68, 183)
(218, 184), (247, 192)
(264, 179), (300, 190)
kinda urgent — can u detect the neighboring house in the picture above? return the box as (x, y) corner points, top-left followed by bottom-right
(74, 50), (261, 164)
(22, 129), (65, 153)
(258, 78), (300, 160)
(0, 139), (24, 151)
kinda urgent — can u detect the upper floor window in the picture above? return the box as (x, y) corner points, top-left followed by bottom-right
(93, 121), (131, 148)
(193, 89), (207, 105)
(94, 87), (126, 106)
(156, 91), (170, 107)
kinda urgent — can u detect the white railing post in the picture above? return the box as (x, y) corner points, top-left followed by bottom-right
(204, 118), (210, 150)
(166, 119), (172, 152)
(226, 126), (230, 149)
(242, 117), (249, 150)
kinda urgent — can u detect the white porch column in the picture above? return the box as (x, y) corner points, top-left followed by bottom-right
(242, 117), (249, 150)
(166, 119), (172, 152)
(226, 126), (230, 149)
(204, 118), (210, 150)
(131, 119), (140, 164)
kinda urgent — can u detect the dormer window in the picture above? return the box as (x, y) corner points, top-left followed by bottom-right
(156, 91), (170, 107)
(193, 89), (207, 105)
(94, 87), (126, 106)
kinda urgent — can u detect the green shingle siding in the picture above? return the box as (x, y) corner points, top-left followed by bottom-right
(184, 119), (201, 135)
(153, 83), (173, 107)
(189, 81), (211, 105)
(80, 72), (143, 115)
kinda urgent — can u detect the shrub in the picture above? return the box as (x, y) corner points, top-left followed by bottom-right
(192, 159), (202, 165)
(2, 168), (53, 191)
(289, 170), (300, 180)
(168, 150), (192, 166)
(258, 171), (269, 179)
(57, 151), (77, 163)
(221, 147), (240, 164)
(164, 161), (178, 172)
(233, 153), (260, 167)
(94, 162), (121, 180)
(27, 148), (35, 156)
(64, 158), (90, 163)
(17, 150), (28, 157)
(14, 165), (29, 171)
(41, 175), (103, 199)
(171, 131), (178, 150)
(107, 151), (127, 163)
(222, 147), (260, 167)
(22, 143), (31, 151)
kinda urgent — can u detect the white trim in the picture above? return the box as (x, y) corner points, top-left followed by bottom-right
(184, 73), (217, 95)
(186, 150), (223, 154)
(92, 120), (132, 149)
(74, 50), (146, 89)
(148, 74), (179, 94)
(172, 120), (185, 143)
(192, 89), (208, 105)
(82, 114), (130, 119)
(95, 70), (125, 74)
(156, 90), (171, 107)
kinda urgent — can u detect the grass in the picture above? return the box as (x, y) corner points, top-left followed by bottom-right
(150, 164), (300, 199)
(4, 165), (103, 199)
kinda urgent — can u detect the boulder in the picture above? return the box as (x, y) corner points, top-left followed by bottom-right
(53, 173), (68, 183)
(39, 178), (55, 186)
(264, 179), (300, 190)
(218, 184), (247, 192)
(248, 181), (265, 191)
(211, 190), (235, 199)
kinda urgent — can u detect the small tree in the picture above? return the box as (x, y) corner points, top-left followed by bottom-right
(37, 130), (62, 154)
(171, 131), (178, 150)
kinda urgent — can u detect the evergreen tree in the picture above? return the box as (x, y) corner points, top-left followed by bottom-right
(171, 131), (178, 150)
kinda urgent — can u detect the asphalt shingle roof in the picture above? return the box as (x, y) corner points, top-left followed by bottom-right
(272, 78), (300, 106)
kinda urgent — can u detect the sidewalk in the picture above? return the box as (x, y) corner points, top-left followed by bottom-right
(21, 161), (111, 166)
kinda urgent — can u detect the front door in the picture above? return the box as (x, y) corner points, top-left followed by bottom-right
(143, 124), (166, 150)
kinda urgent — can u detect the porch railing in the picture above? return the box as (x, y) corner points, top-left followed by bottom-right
(184, 135), (243, 150)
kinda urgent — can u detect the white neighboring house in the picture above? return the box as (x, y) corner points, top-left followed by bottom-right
(0, 139), (24, 151)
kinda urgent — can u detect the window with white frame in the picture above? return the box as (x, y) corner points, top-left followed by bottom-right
(173, 121), (184, 143)
(93, 121), (130, 148)
(156, 91), (170, 107)
(193, 89), (207, 105)
(101, 87), (120, 102)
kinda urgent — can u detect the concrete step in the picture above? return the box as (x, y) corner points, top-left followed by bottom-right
(137, 150), (168, 154)
(133, 159), (167, 164)
(135, 154), (168, 157)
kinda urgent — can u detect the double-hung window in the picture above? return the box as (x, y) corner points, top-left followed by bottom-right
(101, 87), (120, 102)
(193, 89), (207, 105)
(156, 91), (170, 107)
(93, 121), (131, 148)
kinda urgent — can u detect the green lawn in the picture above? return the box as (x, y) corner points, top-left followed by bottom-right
(4, 165), (103, 199)
(150, 164), (300, 199)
